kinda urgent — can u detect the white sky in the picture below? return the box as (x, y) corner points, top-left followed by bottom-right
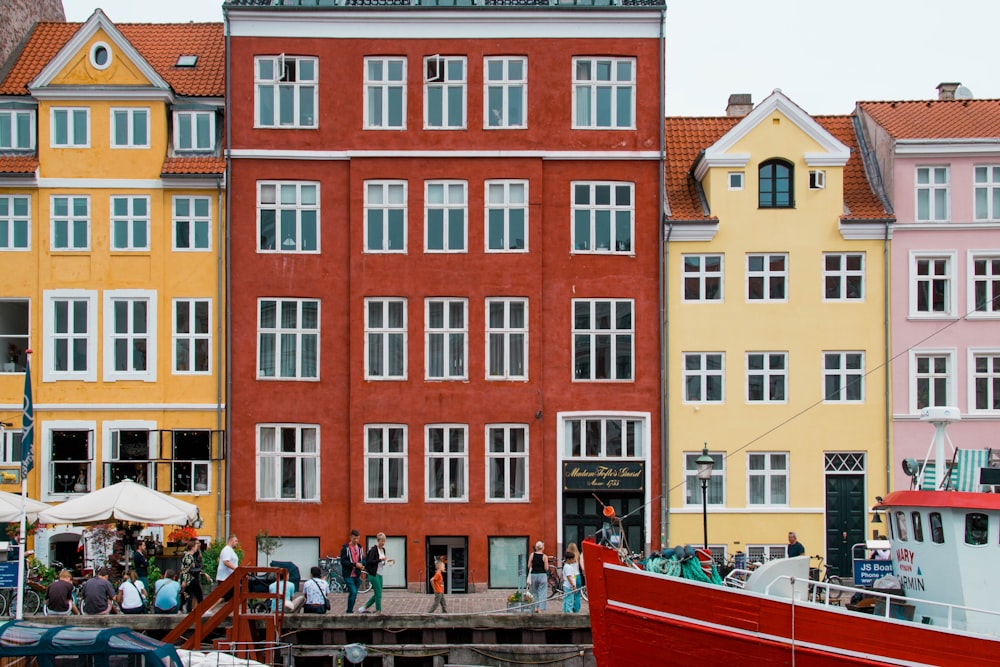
(64, 0), (1000, 117)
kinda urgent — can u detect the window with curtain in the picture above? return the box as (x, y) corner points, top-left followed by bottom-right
(572, 57), (634, 129)
(563, 416), (644, 458)
(426, 298), (466, 380)
(487, 425), (527, 501)
(486, 298), (527, 380)
(258, 298), (319, 380)
(684, 450), (725, 506)
(426, 425), (468, 501)
(747, 452), (787, 505)
(365, 298), (406, 379)
(572, 299), (633, 381)
(758, 159), (793, 208)
(257, 424), (319, 501)
(258, 181), (319, 252)
(365, 425), (406, 501)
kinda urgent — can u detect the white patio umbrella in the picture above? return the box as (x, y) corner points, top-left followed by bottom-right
(0, 490), (50, 524)
(37, 479), (199, 526)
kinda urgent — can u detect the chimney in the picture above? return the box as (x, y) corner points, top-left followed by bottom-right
(726, 94), (753, 117)
(936, 82), (960, 100)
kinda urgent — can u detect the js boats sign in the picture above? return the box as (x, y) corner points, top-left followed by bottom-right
(563, 462), (644, 491)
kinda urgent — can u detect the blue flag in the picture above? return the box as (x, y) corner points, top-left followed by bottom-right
(20, 359), (33, 478)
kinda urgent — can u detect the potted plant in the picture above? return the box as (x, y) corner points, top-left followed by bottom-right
(506, 590), (533, 612)
(167, 526), (197, 546)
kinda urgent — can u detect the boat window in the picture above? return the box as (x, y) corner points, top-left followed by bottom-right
(965, 513), (988, 546)
(929, 512), (945, 544)
(894, 511), (908, 541)
(911, 511), (924, 542)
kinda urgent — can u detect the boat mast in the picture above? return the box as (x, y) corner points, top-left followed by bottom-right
(919, 406), (960, 490)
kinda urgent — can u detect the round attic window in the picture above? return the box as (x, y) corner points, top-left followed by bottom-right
(90, 42), (112, 70)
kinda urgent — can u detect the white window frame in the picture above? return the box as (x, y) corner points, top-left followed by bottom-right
(746, 253), (788, 302)
(486, 297), (528, 381)
(571, 181), (634, 254)
(50, 107), (89, 148)
(684, 449), (725, 507)
(485, 180), (528, 252)
(425, 181), (467, 252)
(110, 195), (150, 251)
(682, 352), (724, 404)
(823, 252), (865, 301)
(911, 349), (955, 413)
(572, 298), (634, 382)
(968, 251), (1000, 317)
(915, 166), (949, 222)
(364, 57), (406, 130)
(486, 424), (528, 502)
(40, 420), (95, 502)
(823, 351), (864, 403)
(364, 297), (407, 380)
(172, 298), (211, 375)
(364, 180), (407, 253)
(89, 42), (111, 70)
(974, 165), (1000, 221)
(563, 415), (645, 459)
(43, 289), (97, 382)
(682, 254), (723, 302)
(572, 57), (635, 129)
(425, 424), (469, 502)
(110, 108), (150, 149)
(257, 298), (320, 380)
(484, 56), (527, 129)
(173, 110), (215, 151)
(50, 195), (90, 251)
(254, 55), (318, 129)
(727, 172), (744, 191)
(0, 195), (30, 250)
(747, 452), (788, 506)
(424, 55), (466, 129)
(746, 351), (787, 403)
(103, 289), (157, 382)
(0, 429), (21, 465)
(103, 421), (155, 487)
(172, 196), (212, 251)
(969, 349), (1000, 414)
(257, 181), (320, 253)
(364, 424), (407, 502)
(256, 424), (320, 501)
(0, 109), (34, 150)
(425, 298), (467, 381)
(910, 251), (956, 318)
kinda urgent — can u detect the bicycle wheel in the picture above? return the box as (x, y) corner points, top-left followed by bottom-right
(547, 575), (559, 599)
(0, 589), (8, 617)
(827, 576), (843, 602)
(22, 590), (41, 616)
(580, 586), (588, 602)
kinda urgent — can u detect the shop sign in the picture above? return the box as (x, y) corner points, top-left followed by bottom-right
(563, 461), (644, 491)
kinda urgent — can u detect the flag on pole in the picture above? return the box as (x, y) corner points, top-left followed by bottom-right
(20, 358), (33, 478)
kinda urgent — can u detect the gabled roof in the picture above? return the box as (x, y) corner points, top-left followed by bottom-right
(0, 19), (223, 98)
(857, 99), (1000, 140)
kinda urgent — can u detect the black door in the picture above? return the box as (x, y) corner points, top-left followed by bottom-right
(824, 474), (866, 580)
(563, 492), (645, 556)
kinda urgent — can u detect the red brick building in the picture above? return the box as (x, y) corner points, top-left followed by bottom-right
(224, 0), (665, 592)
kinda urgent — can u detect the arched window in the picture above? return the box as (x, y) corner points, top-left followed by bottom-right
(759, 159), (794, 208)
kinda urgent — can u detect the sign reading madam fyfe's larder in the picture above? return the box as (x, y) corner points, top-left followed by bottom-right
(563, 462), (644, 491)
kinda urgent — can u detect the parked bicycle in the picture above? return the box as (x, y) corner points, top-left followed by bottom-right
(808, 554), (843, 604)
(319, 556), (371, 594)
(0, 580), (44, 617)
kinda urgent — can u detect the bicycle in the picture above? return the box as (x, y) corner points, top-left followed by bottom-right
(0, 581), (44, 617)
(546, 556), (562, 599)
(808, 555), (843, 604)
(319, 555), (372, 594)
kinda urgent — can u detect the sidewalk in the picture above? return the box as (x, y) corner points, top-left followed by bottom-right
(328, 587), (589, 616)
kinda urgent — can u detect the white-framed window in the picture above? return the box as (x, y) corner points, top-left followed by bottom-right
(486, 424), (528, 501)
(50, 195), (89, 250)
(572, 182), (633, 253)
(911, 253), (955, 317)
(975, 166), (1000, 221)
(104, 424), (154, 487)
(258, 181), (319, 252)
(257, 424), (319, 501)
(50, 107), (88, 147)
(573, 57), (635, 129)
(110, 196), (150, 251)
(42, 422), (94, 500)
(728, 172), (744, 190)
(747, 351), (787, 403)
(823, 252), (864, 300)
(685, 450), (724, 506)
(971, 352), (1000, 413)
(43, 290), (97, 382)
(0, 109), (33, 150)
(683, 254), (723, 301)
(484, 56), (526, 129)
(426, 424), (468, 502)
(172, 196), (211, 251)
(683, 352), (724, 403)
(173, 298), (210, 374)
(748, 452), (788, 505)
(0, 195), (30, 250)
(365, 424), (407, 502)
(564, 415), (645, 458)
(258, 298), (319, 380)
(0, 429), (22, 465)
(425, 181), (467, 252)
(364, 57), (406, 129)
(173, 110), (214, 151)
(255, 55), (318, 128)
(103, 290), (156, 382)
(485, 180), (528, 252)
(110, 108), (149, 148)
(170, 429), (212, 494)
(486, 297), (527, 380)
(747, 253), (787, 301)
(970, 253), (1000, 315)
(913, 351), (953, 411)
(365, 297), (406, 380)
(823, 351), (864, 403)
(426, 298), (467, 380)
(915, 166), (949, 222)
(572, 299), (633, 381)
(0, 299), (29, 374)
(365, 181), (406, 252)
(808, 170), (826, 190)
(89, 42), (111, 70)
(424, 55), (466, 129)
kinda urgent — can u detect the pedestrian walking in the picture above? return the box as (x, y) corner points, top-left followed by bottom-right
(339, 529), (365, 613)
(427, 558), (447, 613)
(360, 532), (392, 613)
(527, 541), (549, 612)
(562, 550), (581, 613)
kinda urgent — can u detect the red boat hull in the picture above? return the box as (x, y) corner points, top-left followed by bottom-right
(582, 540), (1000, 666)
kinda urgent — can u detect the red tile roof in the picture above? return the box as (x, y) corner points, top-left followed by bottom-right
(857, 99), (1000, 140)
(0, 155), (39, 175)
(161, 156), (225, 176)
(0, 22), (224, 97)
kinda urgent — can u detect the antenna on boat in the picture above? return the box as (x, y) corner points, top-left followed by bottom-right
(919, 406), (961, 490)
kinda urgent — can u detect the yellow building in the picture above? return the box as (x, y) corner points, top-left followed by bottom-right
(663, 91), (894, 577)
(0, 10), (225, 568)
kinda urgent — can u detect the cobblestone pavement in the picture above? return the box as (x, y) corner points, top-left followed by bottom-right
(327, 587), (590, 616)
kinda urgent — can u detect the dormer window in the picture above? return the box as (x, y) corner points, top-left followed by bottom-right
(759, 158), (794, 208)
(174, 110), (215, 152)
(0, 109), (33, 150)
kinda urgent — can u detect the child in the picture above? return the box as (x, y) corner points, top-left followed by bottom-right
(562, 550), (581, 613)
(428, 558), (447, 613)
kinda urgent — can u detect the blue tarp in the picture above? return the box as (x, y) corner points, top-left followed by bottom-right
(0, 621), (182, 667)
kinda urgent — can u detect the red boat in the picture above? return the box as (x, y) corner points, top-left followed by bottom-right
(584, 408), (1000, 666)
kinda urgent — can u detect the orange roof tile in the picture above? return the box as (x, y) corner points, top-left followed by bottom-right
(0, 155), (38, 175)
(161, 156), (225, 176)
(857, 99), (1000, 140)
(0, 22), (223, 98)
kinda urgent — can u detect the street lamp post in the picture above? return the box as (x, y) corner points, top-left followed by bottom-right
(696, 444), (715, 550)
